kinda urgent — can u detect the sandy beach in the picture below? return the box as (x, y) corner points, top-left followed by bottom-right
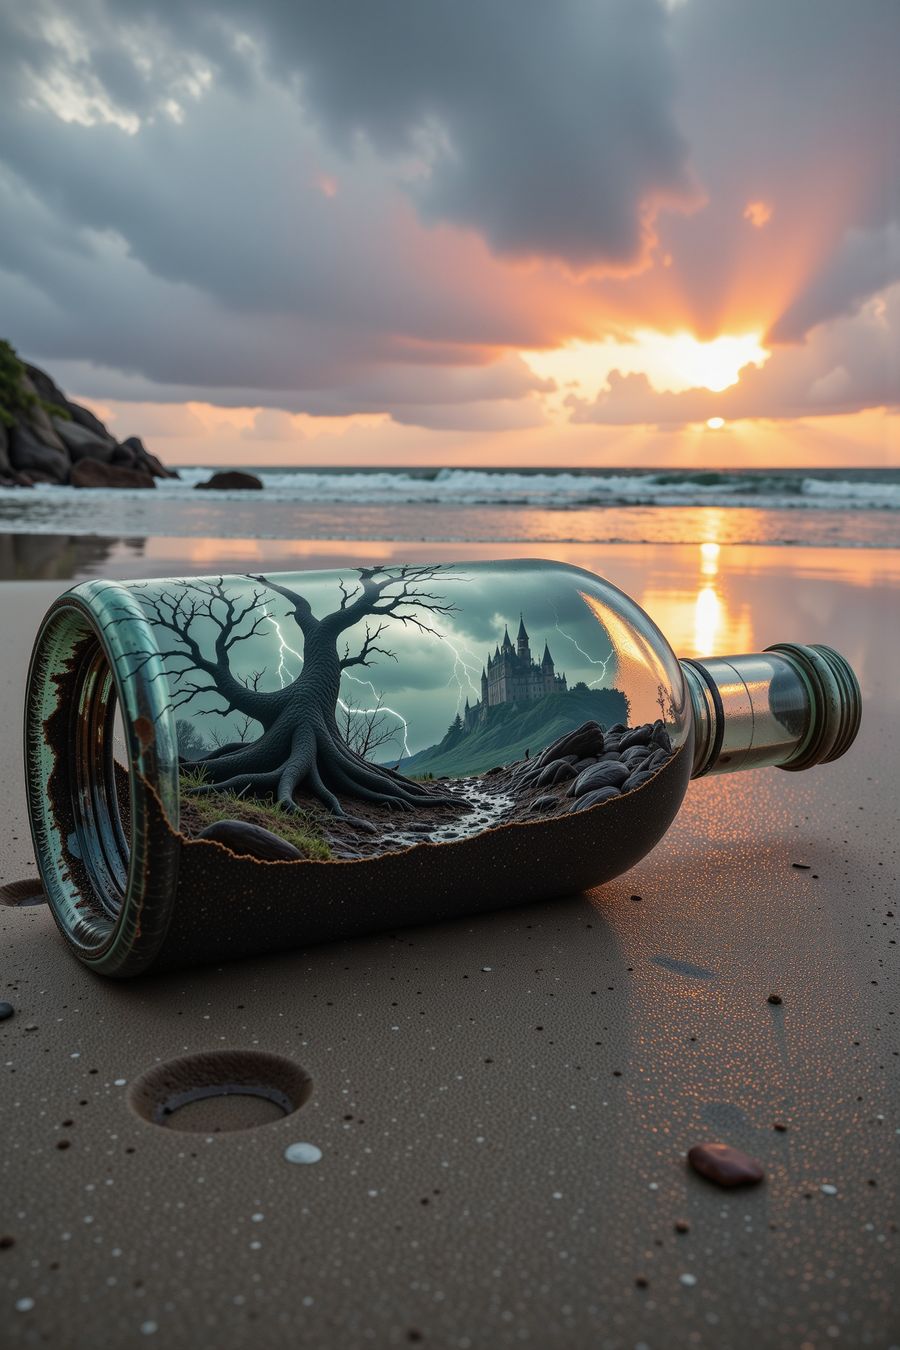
(1, 539), (897, 1348)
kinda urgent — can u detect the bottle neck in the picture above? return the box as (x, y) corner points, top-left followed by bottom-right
(680, 643), (861, 779)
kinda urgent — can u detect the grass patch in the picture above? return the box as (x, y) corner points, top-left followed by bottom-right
(179, 767), (332, 860)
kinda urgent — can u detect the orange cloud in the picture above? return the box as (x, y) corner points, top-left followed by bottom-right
(743, 200), (773, 228)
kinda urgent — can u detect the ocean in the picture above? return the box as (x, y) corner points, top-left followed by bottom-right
(0, 466), (898, 549)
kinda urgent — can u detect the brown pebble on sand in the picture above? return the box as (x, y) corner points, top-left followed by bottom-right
(773, 1121), (788, 1132)
(634, 1276), (649, 1288)
(0, 1236), (15, 1249)
(687, 1142), (765, 1188)
(674, 1219), (690, 1233)
(767, 994), (782, 1005)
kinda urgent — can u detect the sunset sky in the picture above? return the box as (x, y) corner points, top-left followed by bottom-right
(0, 0), (897, 467)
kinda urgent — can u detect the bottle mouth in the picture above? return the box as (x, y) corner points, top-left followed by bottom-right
(764, 643), (862, 770)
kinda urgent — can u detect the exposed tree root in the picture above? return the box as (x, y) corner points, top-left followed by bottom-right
(184, 718), (460, 834)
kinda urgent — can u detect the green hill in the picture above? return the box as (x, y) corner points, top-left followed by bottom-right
(395, 685), (629, 778)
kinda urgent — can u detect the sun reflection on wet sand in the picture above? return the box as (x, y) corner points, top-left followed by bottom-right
(638, 528), (755, 658)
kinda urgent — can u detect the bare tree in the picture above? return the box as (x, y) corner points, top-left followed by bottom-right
(175, 718), (207, 760)
(339, 693), (403, 763)
(656, 681), (675, 724)
(133, 566), (460, 830)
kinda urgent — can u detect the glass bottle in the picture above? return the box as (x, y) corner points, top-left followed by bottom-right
(24, 559), (860, 977)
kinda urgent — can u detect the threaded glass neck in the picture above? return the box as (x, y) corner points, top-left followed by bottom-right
(681, 643), (861, 779)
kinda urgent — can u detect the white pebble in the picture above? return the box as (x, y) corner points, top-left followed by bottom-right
(680, 1273), (697, 1287)
(140, 1321), (158, 1335)
(821, 1184), (838, 1196)
(481, 967), (492, 972)
(15, 1298), (35, 1313)
(114, 1079), (127, 1087)
(284, 1142), (322, 1165)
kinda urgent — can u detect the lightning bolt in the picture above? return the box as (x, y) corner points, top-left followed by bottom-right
(553, 612), (614, 688)
(264, 608), (412, 760)
(433, 626), (481, 714)
(342, 670), (412, 759)
(266, 609), (302, 687)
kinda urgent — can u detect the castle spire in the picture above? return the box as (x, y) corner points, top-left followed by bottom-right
(516, 611), (530, 660)
(541, 640), (554, 669)
(502, 624), (513, 651)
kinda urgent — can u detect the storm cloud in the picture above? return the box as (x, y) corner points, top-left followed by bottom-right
(0, 0), (897, 436)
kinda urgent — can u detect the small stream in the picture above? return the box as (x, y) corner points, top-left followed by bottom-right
(383, 778), (516, 850)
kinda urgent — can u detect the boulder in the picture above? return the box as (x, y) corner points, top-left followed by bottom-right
(52, 417), (117, 463)
(18, 376), (67, 452)
(571, 784), (621, 812)
(195, 469), (264, 491)
(69, 459), (156, 489)
(617, 725), (653, 751)
(651, 721), (673, 753)
(536, 759), (577, 787)
(122, 435), (179, 478)
(68, 401), (114, 441)
(111, 444), (139, 467)
(9, 421), (70, 482)
(570, 759), (630, 798)
(535, 720), (604, 769)
(196, 819), (303, 862)
(24, 363), (70, 413)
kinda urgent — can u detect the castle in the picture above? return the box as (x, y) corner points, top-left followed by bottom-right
(463, 615), (567, 730)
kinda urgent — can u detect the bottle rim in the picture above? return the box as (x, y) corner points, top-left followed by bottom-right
(765, 642), (862, 771)
(24, 590), (181, 978)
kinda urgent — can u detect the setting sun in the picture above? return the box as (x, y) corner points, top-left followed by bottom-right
(658, 332), (769, 393)
(525, 330), (770, 412)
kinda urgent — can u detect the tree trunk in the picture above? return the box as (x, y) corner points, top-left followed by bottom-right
(189, 625), (456, 828)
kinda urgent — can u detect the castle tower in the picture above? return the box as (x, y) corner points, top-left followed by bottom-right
(471, 615), (568, 716)
(516, 613), (530, 661)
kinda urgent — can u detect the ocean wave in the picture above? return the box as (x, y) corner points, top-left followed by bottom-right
(1, 469), (898, 528)
(164, 467), (900, 510)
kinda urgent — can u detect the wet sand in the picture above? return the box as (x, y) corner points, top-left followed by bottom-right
(1, 544), (897, 1348)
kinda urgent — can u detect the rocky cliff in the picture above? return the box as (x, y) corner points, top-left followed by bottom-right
(0, 340), (177, 488)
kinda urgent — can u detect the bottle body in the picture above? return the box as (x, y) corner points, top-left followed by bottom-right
(23, 559), (857, 977)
